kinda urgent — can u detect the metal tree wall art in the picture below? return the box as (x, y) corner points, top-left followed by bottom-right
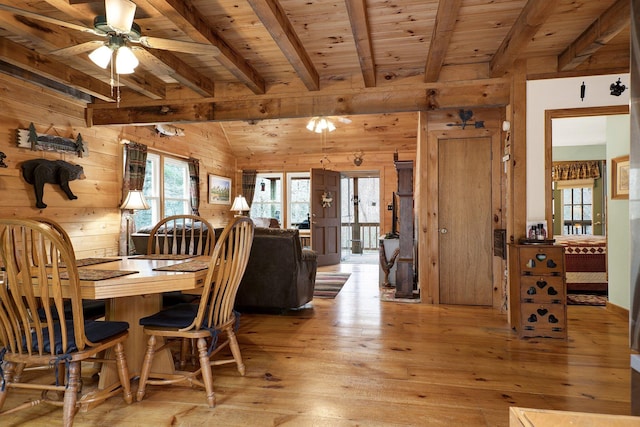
(16, 123), (88, 157)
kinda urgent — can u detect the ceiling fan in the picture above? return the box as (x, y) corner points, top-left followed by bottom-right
(0, 0), (220, 75)
(306, 116), (352, 133)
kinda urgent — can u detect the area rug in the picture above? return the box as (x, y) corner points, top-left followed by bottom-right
(313, 272), (351, 299)
(567, 294), (607, 306)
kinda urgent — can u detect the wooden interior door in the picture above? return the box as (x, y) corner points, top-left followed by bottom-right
(311, 168), (341, 266)
(438, 137), (493, 305)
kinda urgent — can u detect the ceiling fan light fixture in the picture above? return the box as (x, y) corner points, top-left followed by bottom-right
(306, 117), (337, 133)
(115, 46), (138, 74)
(89, 45), (113, 69)
(105, 0), (136, 34)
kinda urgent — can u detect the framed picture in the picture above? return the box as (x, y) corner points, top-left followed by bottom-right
(208, 174), (231, 204)
(611, 155), (629, 200)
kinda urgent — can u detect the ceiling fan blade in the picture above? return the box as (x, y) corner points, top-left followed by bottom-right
(138, 36), (220, 56)
(105, 0), (136, 34)
(0, 3), (103, 36)
(50, 41), (105, 57)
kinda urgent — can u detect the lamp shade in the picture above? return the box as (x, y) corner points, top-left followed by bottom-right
(230, 195), (250, 214)
(115, 46), (139, 74)
(89, 45), (113, 69)
(120, 190), (150, 210)
(106, 0), (136, 33)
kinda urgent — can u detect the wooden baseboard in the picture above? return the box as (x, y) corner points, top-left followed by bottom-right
(606, 301), (629, 319)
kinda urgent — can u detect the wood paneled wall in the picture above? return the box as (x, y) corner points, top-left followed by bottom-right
(0, 74), (235, 259)
(236, 150), (416, 235)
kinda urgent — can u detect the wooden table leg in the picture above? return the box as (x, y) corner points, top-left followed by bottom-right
(99, 294), (175, 389)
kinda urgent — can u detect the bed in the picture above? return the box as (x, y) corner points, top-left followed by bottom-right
(554, 235), (607, 293)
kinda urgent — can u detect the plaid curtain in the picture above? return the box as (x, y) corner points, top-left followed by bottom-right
(188, 158), (200, 215)
(120, 142), (147, 255)
(552, 161), (601, 181)
(242, 170), (257, 208)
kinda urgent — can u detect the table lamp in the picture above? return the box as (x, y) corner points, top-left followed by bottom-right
(230, 195), (250, 216)
(120, 190), (150, 255)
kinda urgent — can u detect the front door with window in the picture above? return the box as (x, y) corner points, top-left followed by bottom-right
(311, 168), (341, 266)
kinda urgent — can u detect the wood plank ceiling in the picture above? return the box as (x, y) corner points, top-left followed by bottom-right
(0, 0), (630, 157)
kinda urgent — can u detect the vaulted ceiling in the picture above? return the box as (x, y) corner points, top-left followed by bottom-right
(0, 0), (630, 157)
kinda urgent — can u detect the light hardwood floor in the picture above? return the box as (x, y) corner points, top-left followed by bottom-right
(2, 263), (632, 426)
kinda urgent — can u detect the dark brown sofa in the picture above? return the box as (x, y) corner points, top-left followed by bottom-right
(235, 228), (317, 311)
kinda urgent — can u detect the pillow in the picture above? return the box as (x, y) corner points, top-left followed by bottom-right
(252, 217), (271, 228)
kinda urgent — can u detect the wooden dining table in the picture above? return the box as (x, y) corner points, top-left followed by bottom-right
(75, 255), (210, 389)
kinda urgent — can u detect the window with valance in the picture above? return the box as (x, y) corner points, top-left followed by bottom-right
(552, 161), (601, 181)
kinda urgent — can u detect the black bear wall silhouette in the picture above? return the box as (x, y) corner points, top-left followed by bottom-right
(21, 159), (86, 209)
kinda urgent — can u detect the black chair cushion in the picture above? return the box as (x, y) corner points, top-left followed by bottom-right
(162, 291), (199, 307)
(25, 320), (129, 354)
(139, 303), (198, 329)
(37, 300), (106, 321)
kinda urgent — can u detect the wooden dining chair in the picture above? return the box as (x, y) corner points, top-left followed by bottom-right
(146, 214), (215, 257)
(0, 218), (133, 426)
(136, 216), (254, 407)
(33, 217), (106, 320)
(146, 214), (216, 367)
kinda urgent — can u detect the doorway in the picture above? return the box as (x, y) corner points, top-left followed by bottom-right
(545, 106), (629, 298)
(340, 172), (380, 264)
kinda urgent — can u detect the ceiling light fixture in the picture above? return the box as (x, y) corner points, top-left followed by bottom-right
(306, 117), (336, 133)
(88, 34), (138, 74)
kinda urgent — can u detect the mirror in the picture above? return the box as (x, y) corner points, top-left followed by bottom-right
(544, 106), (629, 238)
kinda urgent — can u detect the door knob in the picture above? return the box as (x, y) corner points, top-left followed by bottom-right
(439, 228), (448, 234)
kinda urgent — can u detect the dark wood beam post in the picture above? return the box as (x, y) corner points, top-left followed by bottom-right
(394, 158), (415, 299)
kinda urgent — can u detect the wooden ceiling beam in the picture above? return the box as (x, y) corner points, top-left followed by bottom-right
(558, 0), (629, 72)
(247, 0), (319, 91)
(490, 0), (558, 77)
(344, 0), (376, 87)
(139, 48), (215, 97)
(145, 0), (266, 94)
(87, 79), (510, 126)
(424, 0), (462, 82)
(0, 37), (115, 101)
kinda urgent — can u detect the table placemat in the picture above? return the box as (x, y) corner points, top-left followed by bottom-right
(153, 260), (209, 272)
(131, 254), (195, 260)
(58, 269), (139, 281)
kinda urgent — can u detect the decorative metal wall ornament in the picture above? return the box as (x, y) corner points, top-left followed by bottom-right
(321, 191), (333, 208)
(16, 123), (88, 157)
(610, 78), (626, 96)
(446, 109), (484, 129)
(352, 151), (364, 166)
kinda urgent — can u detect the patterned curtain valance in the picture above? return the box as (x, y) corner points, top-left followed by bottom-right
(552, 161), (601, 181)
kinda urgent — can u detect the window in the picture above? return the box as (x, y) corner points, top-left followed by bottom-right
(133, 153), (190, 230)
(287, 173), (310, 228)
(561, 184), (593, 235)
(250, 173), (283, 222)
